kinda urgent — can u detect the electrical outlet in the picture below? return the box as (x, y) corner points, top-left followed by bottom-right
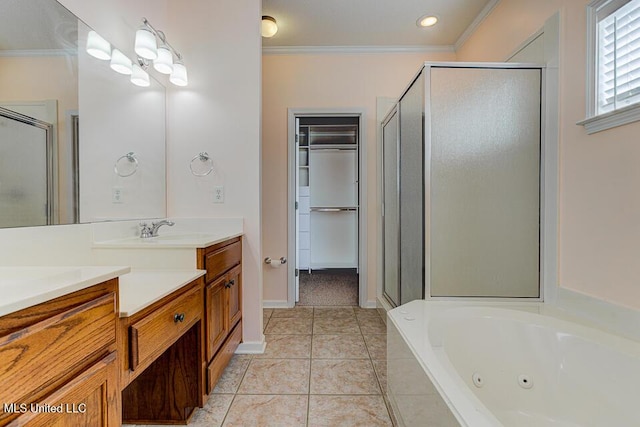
(213, 185), (224, 203)
(112, 187), (124, 204)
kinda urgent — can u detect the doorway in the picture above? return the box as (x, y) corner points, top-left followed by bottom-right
(287, 109), (367, 307)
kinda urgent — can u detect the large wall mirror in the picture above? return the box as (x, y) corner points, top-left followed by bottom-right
(0, 0), (166, 228)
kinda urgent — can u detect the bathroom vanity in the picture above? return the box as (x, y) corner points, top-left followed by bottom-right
(0, 225), (244, 426)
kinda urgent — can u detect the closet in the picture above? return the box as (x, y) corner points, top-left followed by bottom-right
(382, 63), (543, 307)
(297, 118), (359, 272)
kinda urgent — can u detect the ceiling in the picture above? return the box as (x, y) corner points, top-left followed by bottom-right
(0, 0), (78, 52)
(262, 0), (495, 49)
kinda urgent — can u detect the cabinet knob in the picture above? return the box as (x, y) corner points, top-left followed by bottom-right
(229, 279), (235, 287)
(174, 313), (185, 323)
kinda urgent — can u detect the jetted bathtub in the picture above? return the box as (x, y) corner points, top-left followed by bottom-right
(387, 300), (640, 426)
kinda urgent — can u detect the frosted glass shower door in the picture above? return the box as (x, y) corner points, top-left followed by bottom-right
(0, 110), (51, 228)
(382, 109), (399, 306)
(428, 67), (541, 297)
(399, 72), (425, 304)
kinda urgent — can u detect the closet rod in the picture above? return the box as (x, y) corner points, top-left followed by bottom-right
(310, 207), (358, 212)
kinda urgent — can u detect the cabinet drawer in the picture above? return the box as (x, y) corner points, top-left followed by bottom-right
(129, 286), (202, 371)
(0, 293), (116, 412)
(205, 241), (241, 283)
(207, 321), (242, 393)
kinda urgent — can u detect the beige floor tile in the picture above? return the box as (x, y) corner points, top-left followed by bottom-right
(313, 316), (360, 334)
(264, 317), (313, 334)
(263, 315), (270, 331)
(364, 334), (387, 360)
(372, 359), (387, 393)
(308, 395), (392, 427)
(263, 308), (274, 319)
(358, 316), (387, 334)
(255, 334), (312, 358)
(314, 306), (355, 318)
(312, 334), (368, 359)
(272, 307), (314, 318)
(238, 359), (310, 394)
(189, 394), (234, 426)
(354, 307), (381, 318)
(310, 359), (380, 394)
(222, 395), (308, 427)
(213, 355), (252, 394)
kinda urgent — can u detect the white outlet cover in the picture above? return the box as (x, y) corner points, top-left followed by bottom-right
(214, 185), (224, 203)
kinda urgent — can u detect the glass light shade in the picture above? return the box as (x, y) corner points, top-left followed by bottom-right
(86, 30), (111, 60)
(134, 28), (157, 60)
(130, 64), (150, 87)
(170, 61), (188, 86)
(417, 15), (438, 27)
(153, 46), (174, 74)
(109, 49), (132, 75)
(261, 16), (278, 38)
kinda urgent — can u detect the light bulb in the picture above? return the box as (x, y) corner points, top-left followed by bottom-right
(170, 61), (188, 86)
(110, 49), (132, 75)
(261, 16), (278, 38)
(417, 15), (438, 27)
(86, 31), (111, 60)
(153, 46), (174, 74)
(130, 64), (150, 87)
(134, 27), (157, 60)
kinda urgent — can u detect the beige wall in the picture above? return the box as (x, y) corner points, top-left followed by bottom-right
(262, 51), (456, 305)
(458, 0), (640, 310)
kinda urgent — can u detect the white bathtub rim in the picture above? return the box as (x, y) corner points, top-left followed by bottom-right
(387, 300), (640, 427)
(388, 307), (501, 427)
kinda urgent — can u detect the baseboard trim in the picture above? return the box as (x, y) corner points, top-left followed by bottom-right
(235, 339), (266, 354)
(360, 300), (377, 309)
(263, 300), (293, 309)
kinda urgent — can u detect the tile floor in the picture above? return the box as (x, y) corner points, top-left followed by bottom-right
(126, 306), (394, 426)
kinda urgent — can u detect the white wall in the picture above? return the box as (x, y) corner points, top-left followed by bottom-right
(166, 0), (263, 347)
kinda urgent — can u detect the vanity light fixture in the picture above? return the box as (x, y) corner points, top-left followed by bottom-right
(261, 16), (278, 38)
(130, 63), (151, 87)
(135, 18), (188, 86)
(417, 14), (438, 27)
(153, 45), (174, 74)
(110, 49), (133, 75)
(86, 30), (112, 60)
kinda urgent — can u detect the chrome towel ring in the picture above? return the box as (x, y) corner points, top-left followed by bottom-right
(114, 152), (138, 177)
(190, 151), (214, 176)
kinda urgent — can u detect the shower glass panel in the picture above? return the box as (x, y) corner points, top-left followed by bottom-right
(0, 109), (52, 227)
(382, 109), (400, 306)
(399, 72), (425, 304)
(429, 67), (541, 297)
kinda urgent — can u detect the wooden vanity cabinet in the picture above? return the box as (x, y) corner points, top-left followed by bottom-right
(197, 237), (243, 394)
(0, 280), (120, 427)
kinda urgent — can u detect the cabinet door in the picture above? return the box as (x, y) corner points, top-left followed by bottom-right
(227, 266), (242, 331)
(206, 276), (228, 362)
(14, 352), (119, 427)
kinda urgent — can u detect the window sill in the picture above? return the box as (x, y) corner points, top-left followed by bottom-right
(578, 103), (640, 134)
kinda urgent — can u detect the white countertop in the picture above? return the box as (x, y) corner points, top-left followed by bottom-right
(93, 231), (243, 249)
(0, 266), (130, 317)
(118, 269), (206, 317)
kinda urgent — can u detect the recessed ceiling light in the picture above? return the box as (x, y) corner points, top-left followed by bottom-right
(417, 15), (438, 27)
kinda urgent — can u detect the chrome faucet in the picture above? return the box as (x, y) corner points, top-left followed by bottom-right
(139, 220), (175, 238)
(150, 220), (175, 237)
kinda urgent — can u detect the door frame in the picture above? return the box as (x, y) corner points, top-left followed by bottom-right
(287, 108), (368, 307)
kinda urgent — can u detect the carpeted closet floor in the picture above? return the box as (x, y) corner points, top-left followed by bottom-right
(297, 269), (358, 306)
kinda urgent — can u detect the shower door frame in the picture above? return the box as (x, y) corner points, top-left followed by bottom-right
(0, 106), (55, 225)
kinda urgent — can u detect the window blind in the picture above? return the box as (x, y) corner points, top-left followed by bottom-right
(598, 0), (640, 114)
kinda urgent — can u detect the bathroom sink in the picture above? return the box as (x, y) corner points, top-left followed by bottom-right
(140, 233), (215, 242)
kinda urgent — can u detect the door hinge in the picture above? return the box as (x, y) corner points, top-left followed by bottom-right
(295, 201), (299, 210)
(295, 268), (299, 277)
(295, 134), (299, 143)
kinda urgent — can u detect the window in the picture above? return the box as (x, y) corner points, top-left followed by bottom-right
(581, 0), (640, 133)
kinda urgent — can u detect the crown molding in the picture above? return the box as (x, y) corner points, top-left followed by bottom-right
(454, 0), (501, 51)
(0, 49), (76, 57)
(262, 45), (455, 55)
